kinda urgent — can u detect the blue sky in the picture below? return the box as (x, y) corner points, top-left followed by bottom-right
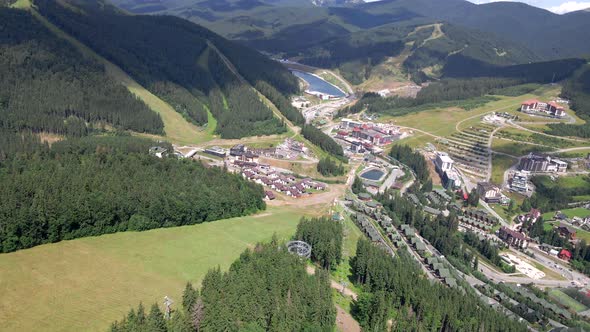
(364, 0), (590, 14)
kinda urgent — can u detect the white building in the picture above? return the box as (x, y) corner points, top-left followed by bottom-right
(340, 118), (362, 130)
(510, 171), (529, 192)
(435, 152), (454, 172)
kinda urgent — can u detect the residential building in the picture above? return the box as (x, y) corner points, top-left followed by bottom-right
(477, 182), (502, 203)
(435, 152), (454, 172)
(441, 168), (462, 189)
(520, 99), (566, 117)
(557, 225), (576, 240)
(510, 171), (529, 192)
(204, 146), (227, 158)
(519, 154), (567, 173)
(558, 249), (572, 261)
(498, 227), (529, 249)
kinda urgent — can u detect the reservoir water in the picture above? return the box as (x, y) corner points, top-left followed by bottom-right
(292, 70), (346, 97)
(360, 169), (385, 181)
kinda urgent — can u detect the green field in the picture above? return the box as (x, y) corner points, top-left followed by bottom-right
(549, 289), (588, 312)
(543, 208), (590, 221)
(491, 154), (517, 185)
(0, 207), (304, 332)
(492, 138), (554, 157)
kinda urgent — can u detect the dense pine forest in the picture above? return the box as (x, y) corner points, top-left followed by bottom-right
(110, 241), (335, 332)
(389, 145), (429, 183)
(294, 216), (343, 270)
(549, 64), (590, 138)
(0, 8), (163, 137)
(0, 135), (266, 253)
(316, 157), (345, 176)
(301, 125), (345, 159)
(350, 238), (527, 331)
(35, 0), (299, 139)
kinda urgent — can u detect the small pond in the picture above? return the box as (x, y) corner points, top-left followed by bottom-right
(360, 169), (385, 181)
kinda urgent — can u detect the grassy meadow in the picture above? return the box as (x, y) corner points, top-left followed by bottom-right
(0, 207), (305, 332)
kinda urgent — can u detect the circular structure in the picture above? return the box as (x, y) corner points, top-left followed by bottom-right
(287, 240), (312, 259)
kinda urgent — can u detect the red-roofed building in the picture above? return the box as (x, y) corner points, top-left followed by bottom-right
(521, 99), (565, 118)
(558, 249), (572, 261)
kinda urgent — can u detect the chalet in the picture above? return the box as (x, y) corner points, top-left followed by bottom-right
(312, 182), (327, 190)
(477, 182), (502, 203)
(445, 277), (457, 288)
(498, 226), (529, 249)
(423, 206), (442, 216)
(415, 241), (427, 254)
(264, 191), (276, 200)
(557, 224), (576, 240)
(558, 249), (572, 261)
(433, 189), (452, 203)
(408, 193), (420, 206)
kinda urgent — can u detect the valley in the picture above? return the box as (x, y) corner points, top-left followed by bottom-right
(1, 0), (590, 331)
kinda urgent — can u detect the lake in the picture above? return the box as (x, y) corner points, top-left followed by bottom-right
(292, 70), (346, 98)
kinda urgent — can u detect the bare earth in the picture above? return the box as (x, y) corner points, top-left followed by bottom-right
(336, 305), (361, 332)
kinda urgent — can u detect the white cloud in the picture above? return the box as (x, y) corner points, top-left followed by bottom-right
(548, 1), (590, 13)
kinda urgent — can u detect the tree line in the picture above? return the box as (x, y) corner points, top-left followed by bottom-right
(294, 216), (343, 270)
(110, 240), (335, 332)
(0, 9), (164, 137)
(316, 157), (345, 176)
(301, 125), (345, 159)
(389, 144), (429, 183)
(0, 135), (266, 253)
(548, 64), (590, 138)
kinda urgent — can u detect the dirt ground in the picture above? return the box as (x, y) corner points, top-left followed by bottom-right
(267, 183), (346, 210)
(336, 305), (361, 332)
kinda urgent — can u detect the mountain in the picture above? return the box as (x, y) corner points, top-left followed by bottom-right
(110, 0), (589, 86)
(360, 0), (590, 59)
(109, 0), (547, 85)
(1, 0), (302, 139)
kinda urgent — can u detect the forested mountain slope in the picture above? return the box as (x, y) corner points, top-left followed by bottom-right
(0, 8), (164, 137)
(33, 0), (300, 139)
(109, 0), (541, 85)
(360, 0), (590, 60)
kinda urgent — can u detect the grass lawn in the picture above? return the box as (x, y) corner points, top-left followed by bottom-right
(0, 206), (305, 332)
(491, 154), (517, 185)
(542, 208), (590, 221)
(492, 138), (554, 157)
(549, 289), (588, 312)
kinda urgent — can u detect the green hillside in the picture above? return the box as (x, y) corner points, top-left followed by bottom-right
(35, 0), (300, 139)
(361, 0), (590, 60)
(0, 7), (164, 137)
(111, 0), (590, 86)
